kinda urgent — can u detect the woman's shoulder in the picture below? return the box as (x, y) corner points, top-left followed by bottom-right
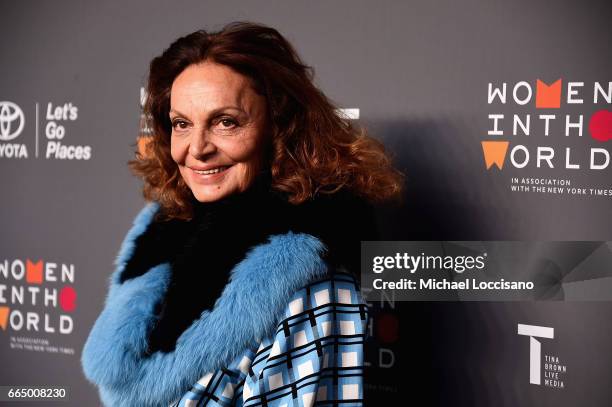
(283, 268), (367, 318)
(113, 201), (196, 284)
(114, 202), (160, 266)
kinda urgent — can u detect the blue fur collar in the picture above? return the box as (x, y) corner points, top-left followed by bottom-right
(81, 201), (329, 407)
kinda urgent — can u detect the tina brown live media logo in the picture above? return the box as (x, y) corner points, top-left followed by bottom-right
(517, 323), (567, 389)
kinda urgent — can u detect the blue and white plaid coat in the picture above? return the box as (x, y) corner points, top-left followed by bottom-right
(171, 272), (367, 407)
(81, 202), (368, 407)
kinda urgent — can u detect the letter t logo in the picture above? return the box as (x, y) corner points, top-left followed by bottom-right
(517, 324), (554, 385)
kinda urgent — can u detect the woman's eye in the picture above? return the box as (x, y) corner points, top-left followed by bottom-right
(218, 118), (237, 129)
(172, 120), (189, 130)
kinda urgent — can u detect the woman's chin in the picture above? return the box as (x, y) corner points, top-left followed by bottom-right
(191, 186), (231, 203)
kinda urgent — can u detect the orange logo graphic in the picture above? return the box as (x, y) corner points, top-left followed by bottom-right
(482, 141), (510, 170)
(0, 306), (9, 330)
(536, 79), (562, 108)
(26, 259), (43, 284)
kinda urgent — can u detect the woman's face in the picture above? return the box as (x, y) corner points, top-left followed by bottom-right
(169, 61), (268, 203)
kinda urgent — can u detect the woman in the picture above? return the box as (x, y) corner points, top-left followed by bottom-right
(81, 21), (403, 407)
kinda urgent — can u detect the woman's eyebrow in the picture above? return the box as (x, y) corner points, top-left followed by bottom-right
(169, 108), (187, 118)
(169, 106), (247, 118)
(208, 106), (248, 118)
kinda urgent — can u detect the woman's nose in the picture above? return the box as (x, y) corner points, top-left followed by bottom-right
(188, 129), (217, 159)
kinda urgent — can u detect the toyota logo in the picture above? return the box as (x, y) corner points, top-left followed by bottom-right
(0, 101), (25, 141)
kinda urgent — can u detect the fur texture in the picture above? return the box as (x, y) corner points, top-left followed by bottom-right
(81, 201), (329, 407)
(118, 175), (376, 356)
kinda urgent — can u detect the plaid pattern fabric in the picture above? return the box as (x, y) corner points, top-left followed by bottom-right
(170, 270), (368, 407)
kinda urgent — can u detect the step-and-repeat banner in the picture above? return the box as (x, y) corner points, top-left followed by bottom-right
(1, 1), (611, 406)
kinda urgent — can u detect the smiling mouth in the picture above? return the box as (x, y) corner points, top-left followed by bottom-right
(191, 165), (232, 175)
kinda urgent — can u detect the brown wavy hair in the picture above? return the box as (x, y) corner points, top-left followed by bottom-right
(129, 21), (404, 221)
